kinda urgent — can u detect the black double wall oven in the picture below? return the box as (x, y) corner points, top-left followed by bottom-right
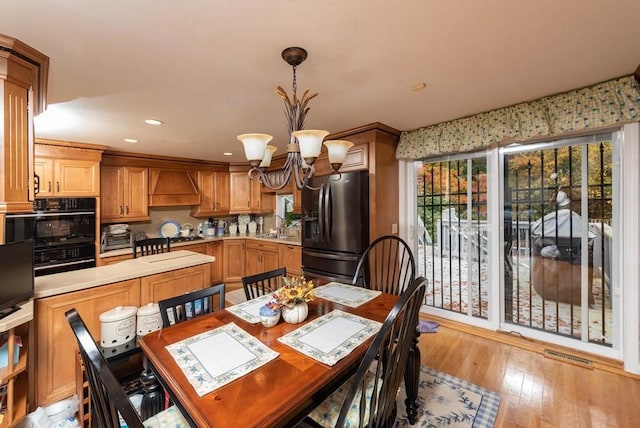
(5, 198), (96, 276)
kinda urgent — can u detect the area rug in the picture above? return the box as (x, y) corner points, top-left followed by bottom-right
(394, 366), (500, 428)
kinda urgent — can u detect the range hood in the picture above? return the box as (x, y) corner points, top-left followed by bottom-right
(148, 168), (200, 206)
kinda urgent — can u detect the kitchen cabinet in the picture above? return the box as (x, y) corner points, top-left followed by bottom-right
(0, 36), (48, 214)
(0, 300), (32, 427)
(140, 264), (209, 303)
(35, 278), (141, 406)
(230, 172), (275, 214)
(207, 240), (224, 284)
(229, 172), (251, 213)
(245, 240), (279, 277)
(278, 243), (302, 277)
(34, 143), (102, 197)
(100, 166), (149, 222)
(190, 170), (230, 217)
(223, 239), (246, 287)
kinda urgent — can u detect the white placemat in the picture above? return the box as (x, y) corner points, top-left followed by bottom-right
(226, 294), (274, 324)
(278, 310), (382, 366)
(313, 282), (382, 307)
(166, 322), (279, 396)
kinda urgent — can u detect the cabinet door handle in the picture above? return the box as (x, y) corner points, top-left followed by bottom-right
(125, 205), (129, 214)
(48, 181), (52, 192)
(120, 206), (123, 215)
(56, 181), (60, 192)
(34, 174), (40, 195)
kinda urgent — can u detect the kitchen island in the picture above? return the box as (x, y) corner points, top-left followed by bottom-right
(34, 250), (214, 406)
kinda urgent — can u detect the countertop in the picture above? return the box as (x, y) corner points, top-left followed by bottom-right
(34, 250), (214, 299)
(99, 234), (301, 259)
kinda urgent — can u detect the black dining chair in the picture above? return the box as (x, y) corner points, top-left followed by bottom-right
(158, 284), (226, 327)
(65, 308), (188, 428)
(241, 267), (286, 300)
(352, 234), (416, 295)
(351, 234), (422, 423)
(302, 276), (427, 427)
(132, 237), (171, 259)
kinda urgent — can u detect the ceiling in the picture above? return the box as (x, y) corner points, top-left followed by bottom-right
(2, 0), (640, 163)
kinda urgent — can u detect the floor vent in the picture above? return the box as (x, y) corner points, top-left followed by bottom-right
(543, 349), (594, 369)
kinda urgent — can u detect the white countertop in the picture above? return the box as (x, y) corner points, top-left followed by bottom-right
(35, 250), (214, 299)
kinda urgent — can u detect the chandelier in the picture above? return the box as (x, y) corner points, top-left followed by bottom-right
(237, 47), (353, 190)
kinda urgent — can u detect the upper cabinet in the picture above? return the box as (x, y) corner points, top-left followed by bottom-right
(100, 166), (149, 222)
(0, 35), (49, 213)
(34, 141), (104, 197)
(229, 171), (275, 214)
(190, 170), (230, 217)
(148, 168), (200, 207)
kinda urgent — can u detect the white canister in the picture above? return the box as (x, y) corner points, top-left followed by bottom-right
(228, 223), (238, 235)
(238, 223), (247, 235)
(99, 306), (137, 348)
(248, 221), (257, 235)
(136, 303), (162, 336)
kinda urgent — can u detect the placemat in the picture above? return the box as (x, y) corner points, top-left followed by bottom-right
(166, 322), (278, 396)
(226, 294), (274, 324)
(313, 282), (382, 307)
(278, 310), (381, 366)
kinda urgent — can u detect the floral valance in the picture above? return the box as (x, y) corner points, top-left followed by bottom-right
(396, 75), (640, 160)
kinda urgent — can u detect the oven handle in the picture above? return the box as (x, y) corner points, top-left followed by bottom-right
(34, 258), (96, 271)
(7, 211), (95, 218)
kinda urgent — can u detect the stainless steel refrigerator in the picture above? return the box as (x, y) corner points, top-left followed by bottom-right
(302, 170), (369, 282)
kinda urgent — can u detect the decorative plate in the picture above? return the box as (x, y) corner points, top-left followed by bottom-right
(238, 214), (251, 225)
(159, 220), (181, 238)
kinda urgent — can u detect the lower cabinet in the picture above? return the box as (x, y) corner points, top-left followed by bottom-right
(223, 239), (246, 289)
(35, 263), (211, 407)
(140, 264), (209, 303)
(278, 244), (302, 277)
(207, 241), (224, 284)
(35, 279), (141, 406)
(245, 240), (279, 277)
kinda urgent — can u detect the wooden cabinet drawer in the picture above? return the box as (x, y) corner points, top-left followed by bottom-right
(246, 240), (279, 253)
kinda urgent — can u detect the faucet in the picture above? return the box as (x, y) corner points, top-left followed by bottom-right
(275, 215), (287, 239)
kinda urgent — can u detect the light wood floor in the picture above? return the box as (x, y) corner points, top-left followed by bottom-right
(417, 320), (640, 427)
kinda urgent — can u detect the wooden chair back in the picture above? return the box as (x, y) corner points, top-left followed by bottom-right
(241, 267), (286, 300)
(338, 276), (427, 426)
(158, 284), (226, 327)
(132, 237), (171, 258)
(65, 308), (145, 428)
(352, 235), (416, 295)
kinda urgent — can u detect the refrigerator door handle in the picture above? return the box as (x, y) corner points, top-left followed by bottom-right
(325, 183), (332, 239)
(318, 184), (325, 241)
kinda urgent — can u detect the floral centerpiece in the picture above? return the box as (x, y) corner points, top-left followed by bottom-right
(267, 276), (315, 324)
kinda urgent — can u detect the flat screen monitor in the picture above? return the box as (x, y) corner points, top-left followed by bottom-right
(0, 240), (34, 319)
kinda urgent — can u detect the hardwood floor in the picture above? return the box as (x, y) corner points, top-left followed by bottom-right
(417, 320), (640, 427)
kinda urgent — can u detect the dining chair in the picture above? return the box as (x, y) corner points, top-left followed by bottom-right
(65, 308), (189, 428)
(352, 234), (416, 295)
(132, 237), (171, 258)
(303, 276), (428, 427)
(351, 234), (423, 423)
(241, 267), (286, 300)
(158, 284), (226, 327)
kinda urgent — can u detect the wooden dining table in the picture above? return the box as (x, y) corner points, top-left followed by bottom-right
(138, 292), (400, 428)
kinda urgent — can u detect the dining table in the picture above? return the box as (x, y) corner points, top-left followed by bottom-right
(138, 285), (402, 428)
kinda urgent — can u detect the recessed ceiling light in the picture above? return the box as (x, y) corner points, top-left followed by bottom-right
(124, 138), (139, 143)
(223, 152), (233, 156)
(145, 119), (163, 125)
